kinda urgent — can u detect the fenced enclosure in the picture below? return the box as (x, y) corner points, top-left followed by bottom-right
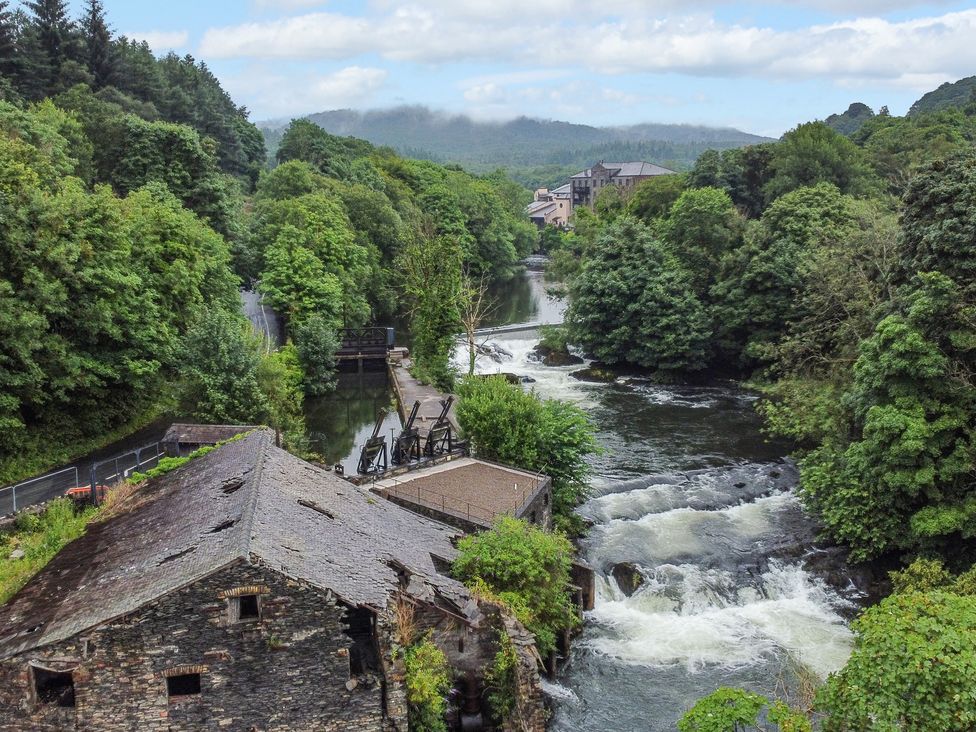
(0, 442), (166, 518)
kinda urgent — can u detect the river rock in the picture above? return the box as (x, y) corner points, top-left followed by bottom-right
(531, 343), (584, 367)
(476, 342), (512, 363)
(611, 563), (645, 597)
(571, 366), (618, 383)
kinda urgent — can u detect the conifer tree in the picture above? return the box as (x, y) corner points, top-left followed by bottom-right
(23, 0), (71, 98)
(81, 0), (112, 88)
(0, 1), (17, 81)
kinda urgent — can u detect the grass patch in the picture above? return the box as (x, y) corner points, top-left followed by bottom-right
(0, 430), (257, 607)
(0, 499), (95, 605)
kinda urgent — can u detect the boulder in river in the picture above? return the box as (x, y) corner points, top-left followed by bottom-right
(531, 343), (584, 367)
(611, 563), (645, 597)
(571, 366), (618, 383)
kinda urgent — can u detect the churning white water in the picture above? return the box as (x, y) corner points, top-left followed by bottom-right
(454, 330), (859, 731)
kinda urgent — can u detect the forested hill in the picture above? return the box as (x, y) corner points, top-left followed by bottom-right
(909, 75), (976, 117)
(261, 106), (773, 188)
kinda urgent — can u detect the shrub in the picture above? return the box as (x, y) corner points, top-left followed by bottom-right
(404, 635), (452, 732)
(452, 516), (578, 656)
(678, 687), (811, 732)
(817, 591), (976, 731)
(456, 376), (597, 529)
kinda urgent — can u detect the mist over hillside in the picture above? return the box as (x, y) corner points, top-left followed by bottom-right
(260, 106), (774, 188)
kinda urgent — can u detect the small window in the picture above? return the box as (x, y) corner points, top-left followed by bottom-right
(458, 636), (465, 653)
(167, 673), (201, 698)
(33, 667), (75, 707)
(544, 492), (550, 506)
(530, 511), (538, 524)
(238, 594), (260, 620)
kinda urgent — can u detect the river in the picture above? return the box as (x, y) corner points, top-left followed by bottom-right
(453, 269), (863, 730)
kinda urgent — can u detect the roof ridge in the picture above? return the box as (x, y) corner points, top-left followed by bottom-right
(238, 431), (270, 561)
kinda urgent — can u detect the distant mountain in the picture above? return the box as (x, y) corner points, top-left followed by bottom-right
(825, 103), (875, 136)
(260, 106), (773, 187)
(909, 76), (976, 117)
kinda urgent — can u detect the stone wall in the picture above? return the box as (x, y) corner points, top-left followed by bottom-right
(0, 561), (386, 731)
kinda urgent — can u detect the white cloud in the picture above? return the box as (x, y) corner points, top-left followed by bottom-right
(199, 6), (976, 90)
(463, 82), (506, 104)
(125, 30), (189, 51)
(311, 66), (388, 105)
(222, 65), (388, 117)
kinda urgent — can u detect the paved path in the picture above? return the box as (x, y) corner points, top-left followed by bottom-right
(388, 360), (460, 438)
(241, 289), (283, 350)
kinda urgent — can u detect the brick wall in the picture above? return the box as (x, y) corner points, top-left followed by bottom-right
(0, 561), (386, 731)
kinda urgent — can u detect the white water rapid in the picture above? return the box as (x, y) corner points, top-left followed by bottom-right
(454, 331), (859, 731)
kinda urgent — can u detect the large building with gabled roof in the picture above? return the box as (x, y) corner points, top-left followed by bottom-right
(0, 430), (546, 731)
(569, 161), (676, 208)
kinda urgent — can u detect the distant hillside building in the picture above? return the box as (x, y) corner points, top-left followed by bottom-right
(0, 430), (546, 731)
(527, 184), (572, 228)
(569, 161), (676, 208)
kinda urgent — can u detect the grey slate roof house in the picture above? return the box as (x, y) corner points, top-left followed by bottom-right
(569, 160), (676, 208)
(0, 430), (546, 731)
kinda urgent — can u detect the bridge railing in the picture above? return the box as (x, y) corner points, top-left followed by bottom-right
(338, 327), (394, 355)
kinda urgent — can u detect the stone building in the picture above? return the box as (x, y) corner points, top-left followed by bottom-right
(569, 160), (675, 208)
(527, 184), (572, 229)
(0, 431), (546, 731)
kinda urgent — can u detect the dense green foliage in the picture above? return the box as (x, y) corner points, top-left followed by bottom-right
(456, 376), (597, 528)
(0, 1), (264, 181)
(0, 1), (268, 480)
(817, 591), (976, 730)
(568, 217), (710, 372)
(0, 100), (243, 478)
(403, 635), (452, 732)
(453, 516), (578, 656)
(678, 687), (811, 732)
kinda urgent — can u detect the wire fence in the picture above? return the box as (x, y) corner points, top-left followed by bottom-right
(379, 478), (533, 527)
(0, 467), (78, 517)
(0, 442), (166, 518)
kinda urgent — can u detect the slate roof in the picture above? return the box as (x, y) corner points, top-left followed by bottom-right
(551, 184), (571, 196)
(569, 161), (676, 178)
(527, 202), (557, 218)
(161, 423), (257, 447)
(0, 431), (473, 660)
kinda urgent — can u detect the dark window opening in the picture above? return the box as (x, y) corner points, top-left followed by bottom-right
(429, 553), (453, 575)
(33, 667), (75, 707)
(530, 511), (538, 524)
(458, 636), (465, 653)
(167, 673), (201, 698)
(238, 594), (260, 620)
(342, 607), (380, 675)
(543, 492), (550, 506)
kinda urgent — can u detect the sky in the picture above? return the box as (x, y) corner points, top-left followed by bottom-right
(71, 0), (976, 136)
